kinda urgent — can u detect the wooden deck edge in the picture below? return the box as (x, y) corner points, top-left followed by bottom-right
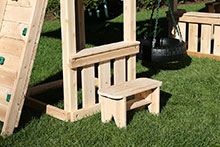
(71, 103), (100, 122)
(187, 51), (220, 61)
(25, 96), (70, 122)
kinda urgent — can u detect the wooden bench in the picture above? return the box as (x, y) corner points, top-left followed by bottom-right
(98, 78), (162, 128)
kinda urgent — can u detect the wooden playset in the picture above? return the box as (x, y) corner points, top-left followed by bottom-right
(0, 0), (163, 137)
(1, 0), (220, 137)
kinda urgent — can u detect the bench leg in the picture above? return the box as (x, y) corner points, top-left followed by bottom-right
(101, 97), (113, 123)
(148, 87), (160, 114)
(113, 98), (127, 128)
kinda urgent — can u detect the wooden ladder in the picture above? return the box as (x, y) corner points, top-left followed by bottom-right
(0, 0), (47, 137)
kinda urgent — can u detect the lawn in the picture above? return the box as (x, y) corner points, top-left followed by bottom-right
(1, 2), (220, 146)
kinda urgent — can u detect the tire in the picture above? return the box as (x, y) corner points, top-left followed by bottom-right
(140, 38), (187, 62)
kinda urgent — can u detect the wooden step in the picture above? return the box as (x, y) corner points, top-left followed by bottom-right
(0, 36), (25, 57)
(98, 78), (162, 99)
(4, 5), (32, 24)
(0, 52), (20, 73)
(0, 20), (28, 40)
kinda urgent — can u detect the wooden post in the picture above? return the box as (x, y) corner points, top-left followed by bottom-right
(76, 0), (86, 51)
(124, 0), (136, 81)
(60, 0), (78, 113)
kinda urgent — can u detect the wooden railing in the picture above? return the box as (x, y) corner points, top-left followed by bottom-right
(173, 12), (220, 58)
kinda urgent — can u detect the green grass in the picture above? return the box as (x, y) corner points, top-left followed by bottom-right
(1, 2), (220, 146)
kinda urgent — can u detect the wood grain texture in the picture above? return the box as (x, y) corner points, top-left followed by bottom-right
(201, 24), (211, 54)
(82, 65), (95, 108)
(214, 25), (220, 55)
(188, 23), (198, 52)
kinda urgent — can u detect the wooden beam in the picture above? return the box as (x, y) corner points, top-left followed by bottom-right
(27, 80), (63, 96)
(70, 42), (139, 69)
(60, 0), (78, 113)
(25, 96), (70, 122)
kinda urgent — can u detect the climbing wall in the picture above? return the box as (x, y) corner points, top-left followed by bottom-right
(0, 0), (48, 136)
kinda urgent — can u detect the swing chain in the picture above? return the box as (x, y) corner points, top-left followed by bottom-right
(166, 0), (183, 42)
(152, 0), (161, 48)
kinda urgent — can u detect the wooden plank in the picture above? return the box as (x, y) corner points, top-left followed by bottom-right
(60, 0), (78, 113)
(70, 45), (139, 69)
(82, 65), (95, 108)
(4, 5), (32, 23)
(179, 16), (220, 25)
(25, 96), (70, 122)
(188, 23), (198, 52)
(0, 0), (7, 30)
(0, 53), (20, 73)
(214, 25), (220, 56)
(0, 37), (25, 57)
(0, 21), (28, 40)
(98, 61), (111, 122)
(114, 57), (126, 85)
(0, 70), (16, 89)
(187, 50), (220, 61)
(182, 12), (220, 18)
(72, 41), (139, 59)
(0, 86), (11, 101)
(148, 87), (160, 114)
(0, 102), (8, 122)
(98, 78), (162, 99)
(76, 0), (85, 51)
(1, 0), (48, 137)
(177, 22), (186, 42)
(7, 0), (33, 7)
(201, 24), (211, 54)
(27, 79), (63, 96)
(71, 103), (100, 122)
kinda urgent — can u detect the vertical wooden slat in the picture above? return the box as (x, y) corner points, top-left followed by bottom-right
(76, 0), (85, 51)
(60, 0), (78, 112)
(98, 61), (111, 122)
(177, 22), (186, 42)
(214, 25), (220, 55)
(114, 57), (126, 85)
(188, 23), (198, 52)
(124, 0), (136, 81)
(201, 24), (211, 54)
(82, 65), (95, 108)
(0, 0), (7, 29)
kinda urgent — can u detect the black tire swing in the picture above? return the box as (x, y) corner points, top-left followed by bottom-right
(140, 0), (187, 62)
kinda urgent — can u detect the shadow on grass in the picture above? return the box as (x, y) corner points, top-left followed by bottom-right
(137, 55), (192, 78)
(127, 90), (172, 124)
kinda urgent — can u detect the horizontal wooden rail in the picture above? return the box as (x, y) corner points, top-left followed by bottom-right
(179, 12), (220, 25)
(69, 41), (140, 69)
